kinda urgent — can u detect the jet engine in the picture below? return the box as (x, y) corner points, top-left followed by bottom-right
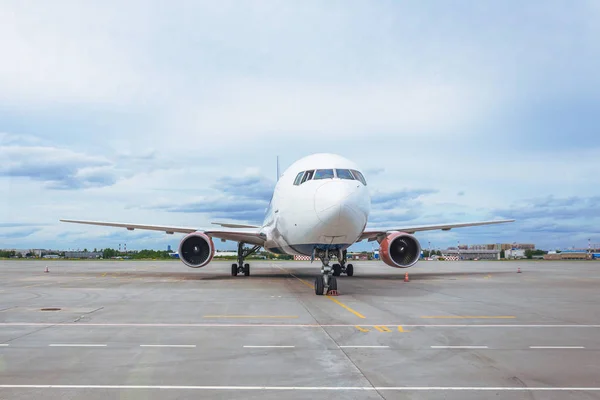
(178, 232), (215, 268)
(379, 232), (421, 268)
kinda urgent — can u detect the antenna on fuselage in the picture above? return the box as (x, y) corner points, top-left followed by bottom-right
(276, 156), (280, 181)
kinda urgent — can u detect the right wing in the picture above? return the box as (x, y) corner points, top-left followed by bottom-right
(358, 219), (515, 242)
(60, 219), (266, 246)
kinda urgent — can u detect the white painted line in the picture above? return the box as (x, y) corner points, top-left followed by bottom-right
(431, 346), (489, 349)
(2, 322), (600, 328)
(0, 385), (599, 391)
(339, 345), (389, 348)
(243, 345), (295, 348)
(140, 345), (196, 348)
(529, 346), (585, 349)
(49, 344), (107, 347)
(0, 344), (8, 347)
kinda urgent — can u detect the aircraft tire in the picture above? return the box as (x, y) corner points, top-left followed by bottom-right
(231, 263), (238, 276)
(244, 263), (250, 276)
(332, 264), (341, 276)
(329, 276), (337, 291)
(346, 264), (354, 277)
(315, 276), (325, 295)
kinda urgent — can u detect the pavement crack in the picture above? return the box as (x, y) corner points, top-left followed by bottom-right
(72, 306), (104, 323)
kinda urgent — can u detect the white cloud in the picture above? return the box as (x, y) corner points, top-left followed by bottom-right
(0, 145), (117, 189)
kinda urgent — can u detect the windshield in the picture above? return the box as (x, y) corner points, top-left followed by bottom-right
(313, 169), (334, 180)
(335, 169), (355, 180)
(351, 170), (367, 185)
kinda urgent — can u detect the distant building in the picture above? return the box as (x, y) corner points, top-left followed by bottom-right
(347, 252), (369, 261)
(442, 249), (500, 260)
(64, 251), (102, 259)
(543, 252), (591, 260)
(505, 249), (526, 259)
(469, 243), (535, 251)
(6, 249), (46, 257)
(561, 251), (590, 260)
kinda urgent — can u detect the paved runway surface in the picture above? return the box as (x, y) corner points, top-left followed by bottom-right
(1, 259), (600, 399)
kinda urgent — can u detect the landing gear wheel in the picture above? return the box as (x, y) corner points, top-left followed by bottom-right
(244, 263), (250, 276)
(231, 263), (238, 276)
(315, 275), (325, 295)
(328, 276), (338, 292)
(346, 264), (354, 277)
(332, 264), (341, 276)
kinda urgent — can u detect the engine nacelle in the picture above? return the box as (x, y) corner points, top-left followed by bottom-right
(379, 232), (421, 268)
(178, 232), (215, 268)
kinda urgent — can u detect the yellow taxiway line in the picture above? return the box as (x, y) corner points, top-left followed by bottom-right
(277, 265), (366, 319)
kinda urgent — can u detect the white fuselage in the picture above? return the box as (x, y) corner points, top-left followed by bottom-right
(261, 153), (371, 256)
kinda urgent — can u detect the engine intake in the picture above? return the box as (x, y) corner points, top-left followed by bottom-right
(379, 232), (421, 268)
(178, 232), (214, 268)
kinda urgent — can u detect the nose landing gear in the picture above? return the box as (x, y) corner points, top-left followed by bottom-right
(314, 249), (339, 295)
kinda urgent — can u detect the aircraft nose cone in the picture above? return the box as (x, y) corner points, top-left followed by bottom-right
(314, 181), (366, 232)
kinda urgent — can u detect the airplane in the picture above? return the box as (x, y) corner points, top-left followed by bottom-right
(61, 153), (514, 295)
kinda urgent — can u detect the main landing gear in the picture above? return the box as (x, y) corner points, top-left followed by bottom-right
(231, 242), (261, 277)
(331, 250), (354, 277)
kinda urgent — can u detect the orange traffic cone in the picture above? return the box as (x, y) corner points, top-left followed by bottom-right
(404, 272), (409, 282)
(44, 266), (49, 273)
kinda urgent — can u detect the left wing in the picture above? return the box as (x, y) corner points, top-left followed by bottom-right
(60, 219), (266, 246)
(358, 219), (515, 242)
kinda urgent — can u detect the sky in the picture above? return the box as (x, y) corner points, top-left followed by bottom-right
(1, 0), (599, 252)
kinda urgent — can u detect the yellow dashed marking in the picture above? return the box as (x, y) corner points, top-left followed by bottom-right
(374, 325), (391, 332)
(355, 326), (370, 332)
(398, 325), (411, 332)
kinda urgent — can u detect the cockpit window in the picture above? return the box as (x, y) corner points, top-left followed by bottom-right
(313, 169), (334, 180)
(335, 169), (355, 180)
(301, 170), (314, 183)
(351, 170), (367, 185)
(295, 168), (363, 184)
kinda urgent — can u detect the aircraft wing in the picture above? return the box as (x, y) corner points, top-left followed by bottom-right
(358, 219), (515, 242)
(211, 222), (260, 229)
(59, 219), (266, 246)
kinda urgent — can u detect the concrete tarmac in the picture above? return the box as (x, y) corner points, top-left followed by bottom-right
(1, 259), (600, 399)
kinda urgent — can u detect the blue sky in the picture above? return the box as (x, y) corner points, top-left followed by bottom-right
(1, 1), (599, 252)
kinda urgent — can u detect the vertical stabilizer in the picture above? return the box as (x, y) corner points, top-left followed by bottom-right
(276, 156), (280, 181)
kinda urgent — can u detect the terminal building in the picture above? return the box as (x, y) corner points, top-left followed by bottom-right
(469, 243), (535, 251)
(544, 250), (596, 260)
(441, 249), (500, 260)
(64, 251), (102, 259)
